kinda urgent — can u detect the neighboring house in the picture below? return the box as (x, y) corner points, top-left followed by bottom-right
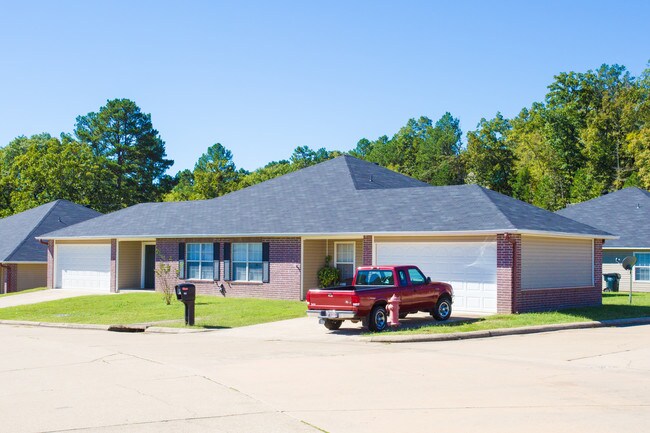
(39, 156), (613, 314)
(557, 187), (650, 292)
(0, 200), (102, 294)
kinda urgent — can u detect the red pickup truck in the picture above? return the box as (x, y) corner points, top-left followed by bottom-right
(306, 265), (453, 332)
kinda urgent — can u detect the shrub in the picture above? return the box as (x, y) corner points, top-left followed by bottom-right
(317, 255), (340, 288)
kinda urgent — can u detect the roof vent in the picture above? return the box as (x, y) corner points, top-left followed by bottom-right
(369, 175), (373, 182)
(637, 203), (641, 209)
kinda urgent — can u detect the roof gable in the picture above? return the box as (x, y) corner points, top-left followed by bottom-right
(0, 200), (102, 262)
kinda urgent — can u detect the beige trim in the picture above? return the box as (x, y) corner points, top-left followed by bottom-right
(0, 261), (46, 265)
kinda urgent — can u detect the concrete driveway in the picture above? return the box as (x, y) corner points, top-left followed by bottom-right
(1, 322), (650, 432)
(0, 289), (101, 308)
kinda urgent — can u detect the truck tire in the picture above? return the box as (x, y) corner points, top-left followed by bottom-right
(368, 305), (388, 332)
(323, 319), (342, 330)
(432, 296), (452, 321)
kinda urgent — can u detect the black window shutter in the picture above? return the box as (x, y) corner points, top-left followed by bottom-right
(262, 242), (270, 283)
(213, 242), (220, 281)
(178, 242), (186, 279)
(223, 242), (231, 281)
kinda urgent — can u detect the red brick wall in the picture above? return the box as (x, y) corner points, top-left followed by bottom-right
(3, 264), (17, 293)
(156, 237), (302, 300)
(515, 238), (603, 312)
(47, 241), (54, 289)
(497, 234), (520, 314)
(362, 235), (373, 266)
(594, 239), (603, 292)
(110, 239), (117, 293)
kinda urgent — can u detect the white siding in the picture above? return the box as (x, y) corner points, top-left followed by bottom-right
(521, 236), (592, 290)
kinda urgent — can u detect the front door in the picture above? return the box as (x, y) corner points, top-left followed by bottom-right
(144, 245), (156, 289)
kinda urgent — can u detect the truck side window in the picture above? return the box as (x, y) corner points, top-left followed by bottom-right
(398, 270), (407, 286)
(408, 268), (426, 285)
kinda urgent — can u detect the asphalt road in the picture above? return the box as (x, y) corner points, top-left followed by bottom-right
(1, 318), (649, 432)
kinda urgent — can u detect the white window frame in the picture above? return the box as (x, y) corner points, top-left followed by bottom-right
(633, 252), (650, 282)
(232, 243), (263, 282)
(334, 241), (355, 281)
(186, 243), (213, 281)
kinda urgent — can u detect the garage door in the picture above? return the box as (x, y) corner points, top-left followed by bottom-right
(375, 242), (497, 314)
(55, 244), (111, 291)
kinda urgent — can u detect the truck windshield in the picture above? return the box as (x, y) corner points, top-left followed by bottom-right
(356, 270), (394, 286)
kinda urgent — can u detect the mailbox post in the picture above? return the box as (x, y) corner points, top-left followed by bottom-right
(175, 283), (196, 326)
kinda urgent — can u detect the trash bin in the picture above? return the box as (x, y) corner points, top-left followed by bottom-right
(603, 273), (621, 292)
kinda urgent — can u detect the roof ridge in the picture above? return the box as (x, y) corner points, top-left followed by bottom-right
(4, 201), (58, 262)
(474, 185), (517, 230)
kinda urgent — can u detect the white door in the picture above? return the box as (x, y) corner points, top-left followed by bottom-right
(55, 244), (111, 291)
(375, 242), (497, 314)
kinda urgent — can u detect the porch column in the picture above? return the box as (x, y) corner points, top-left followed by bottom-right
(47, 240), (54, 289)
(362, 235), (373, 266)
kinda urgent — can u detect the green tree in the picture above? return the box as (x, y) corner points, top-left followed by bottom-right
(74, 99), (173, 209)
(465, 113), (513, 194)
(191, 143), (242, 199)
(4, 134), (112, 215)
(162, 169), (195, 202)
(414, 112), (464, 185)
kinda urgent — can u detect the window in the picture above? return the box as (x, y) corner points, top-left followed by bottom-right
(187, 243), (213, 280)
(408, 268), (426, 285)
(635, 253), (650, 281)
(398, 270), (407, 286)
(233, 243), (263, 282)
(335, 242), (355, 281)
(356, 269), (394, 286)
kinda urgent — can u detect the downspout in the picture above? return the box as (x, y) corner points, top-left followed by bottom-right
(504, 233), (517, 313)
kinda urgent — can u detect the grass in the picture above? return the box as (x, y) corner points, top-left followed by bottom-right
(0, 292), (306, 329)
(389, 292), (650, 335)
(0, 287), (47, 298)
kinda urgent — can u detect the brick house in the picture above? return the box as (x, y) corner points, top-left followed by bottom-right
(0, 200), (101, 294)
(39, 156), (613, 314)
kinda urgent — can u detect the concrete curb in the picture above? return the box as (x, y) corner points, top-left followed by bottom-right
(368, 316), (650, 343)
(0, 320), (208, 334)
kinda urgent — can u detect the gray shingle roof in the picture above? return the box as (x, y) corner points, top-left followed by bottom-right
(40, 156), (612, 239)
(0, 200), (102, 262)
(556, 187), (650, 248)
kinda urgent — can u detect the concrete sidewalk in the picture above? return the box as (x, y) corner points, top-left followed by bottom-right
(0, 289), (102, 308)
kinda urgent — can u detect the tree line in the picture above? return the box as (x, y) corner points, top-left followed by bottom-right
(1, 63), (649, 217)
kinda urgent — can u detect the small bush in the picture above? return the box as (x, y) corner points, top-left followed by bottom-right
(317, 255), (340, 288)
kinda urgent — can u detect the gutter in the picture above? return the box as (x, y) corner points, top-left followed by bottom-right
(37, 229), (618, 242)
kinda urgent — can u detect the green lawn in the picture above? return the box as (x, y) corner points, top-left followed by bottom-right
(0, 287), (47, 298)
(390, 292), (650, 335)
(0, 292), (306, 329)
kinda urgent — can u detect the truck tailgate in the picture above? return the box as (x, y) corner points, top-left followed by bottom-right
(307, 288), (357, 311)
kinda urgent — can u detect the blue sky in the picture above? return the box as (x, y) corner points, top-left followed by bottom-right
(1, 0), (649, 173)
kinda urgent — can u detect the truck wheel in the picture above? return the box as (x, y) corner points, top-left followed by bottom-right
(368, 305), (388, 332)
(323, 319), (342, 330)
(432, 296), (452, 321)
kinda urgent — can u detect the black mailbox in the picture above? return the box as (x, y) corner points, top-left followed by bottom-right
(175, 283), (196, 326)
(179, 284), (196, 302)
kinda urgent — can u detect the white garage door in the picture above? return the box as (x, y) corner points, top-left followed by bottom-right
(56, 244), (111, 291)
(375, 242), (497, 314)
